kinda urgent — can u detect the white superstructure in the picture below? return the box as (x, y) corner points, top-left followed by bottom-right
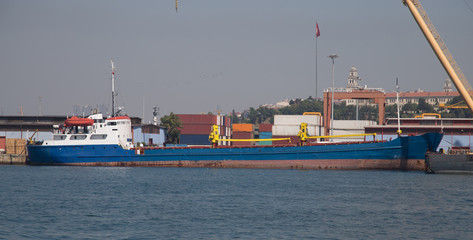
(43, 113), (134, 149)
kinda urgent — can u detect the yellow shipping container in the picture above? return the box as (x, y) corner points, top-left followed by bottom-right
(232, 123), (253, 132)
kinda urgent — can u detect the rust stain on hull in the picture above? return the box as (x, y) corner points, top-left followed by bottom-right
(46, 159), (426, 171)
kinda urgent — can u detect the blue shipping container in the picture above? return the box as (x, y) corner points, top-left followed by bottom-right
(258, 132), (272, 146)
(180, 134), (210, 145)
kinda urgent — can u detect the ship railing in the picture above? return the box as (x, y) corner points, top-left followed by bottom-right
(217, 138), (292, 143)
(306, 133), (377, 140)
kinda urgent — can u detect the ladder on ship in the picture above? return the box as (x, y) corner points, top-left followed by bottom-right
(403, 0), (473, 112)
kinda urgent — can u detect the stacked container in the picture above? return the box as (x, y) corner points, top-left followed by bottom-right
(5, 138), (26, 154)
(272, 115), (322, 145)
(231, 123), (253, 146)
(258, 124), (273, 146)
(332, 120), (376, 142)
(177, 114), (231, 146)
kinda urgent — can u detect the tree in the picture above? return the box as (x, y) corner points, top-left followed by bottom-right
(443, 96), (473, 118)
(401, 102), (418, 118)
(385, 104), (398, 118)
(418, 98), (435, 113)
(231, 109), (239, 123)
(248, 107), (258, 124)
(160, 112), (182, 144)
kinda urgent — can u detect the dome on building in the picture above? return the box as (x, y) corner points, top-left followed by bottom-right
(347, 65), (361, 89)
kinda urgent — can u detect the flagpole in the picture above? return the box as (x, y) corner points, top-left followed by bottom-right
(316, 29), (318, 99)
(315, 22), (318, 100)
(315, 21), (320, 99)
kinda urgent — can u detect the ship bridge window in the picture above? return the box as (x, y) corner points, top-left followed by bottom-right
(91, 134), (107, 140)
(107, 122), (117, 126)
(70, 135), (87, 140)
(53, 135), (67, 140)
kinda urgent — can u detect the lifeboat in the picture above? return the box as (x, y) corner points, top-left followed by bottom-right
(64, 116), (94, 127)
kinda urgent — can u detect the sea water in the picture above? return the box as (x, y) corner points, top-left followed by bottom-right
(0, 166), (472, 239)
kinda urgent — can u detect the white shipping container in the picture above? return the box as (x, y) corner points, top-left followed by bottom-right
(332, 129), (365, 136)
(272, 125), (320, 136)
(332, 120), (376, 130)
(274, 115), (321, 126)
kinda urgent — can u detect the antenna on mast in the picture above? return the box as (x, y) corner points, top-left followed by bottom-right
(396, 77), (402, 136)
(111, 59), (116, 117)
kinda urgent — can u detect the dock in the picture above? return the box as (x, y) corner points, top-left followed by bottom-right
(0, 154), (27, 165)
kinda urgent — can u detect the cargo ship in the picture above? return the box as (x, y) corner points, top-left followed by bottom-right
(26, 112), (443, 170)
(27, 60), (443, 170)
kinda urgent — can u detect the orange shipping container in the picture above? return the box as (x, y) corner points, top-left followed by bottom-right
(232, 123), (253, 132)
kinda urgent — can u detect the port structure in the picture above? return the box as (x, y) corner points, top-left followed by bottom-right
(323, 90), (385, 136)
(403, 0), (473, 113)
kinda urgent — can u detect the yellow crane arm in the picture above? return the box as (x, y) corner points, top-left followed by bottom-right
(403, 0), (473, 113)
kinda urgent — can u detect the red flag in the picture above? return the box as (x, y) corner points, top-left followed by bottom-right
(316, 22), (320, 37)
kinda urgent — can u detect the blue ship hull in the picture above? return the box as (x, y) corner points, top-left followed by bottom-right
(27, 133), (443, 170)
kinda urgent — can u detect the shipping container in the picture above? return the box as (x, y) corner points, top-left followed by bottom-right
(0, 136), (5, 153)
(179, 124), (214, 135)
(258, 124), (273, 132)
(180, 134), (210, 145)
(272, 125), (320, 136)
(176, 114), (217, 125)
(232, 131), (253, 139)
(330, 129), (369, 142)
(259, 132), (272, 138)
(219, 136), (229, 146)
(226, 127), (231, 137)
(332, 120), (376, 130)
(274, 115), (321, 126)
(233, 123), (253, 132)
(258, 132), (272, 145)
(231, 131), (253, 146)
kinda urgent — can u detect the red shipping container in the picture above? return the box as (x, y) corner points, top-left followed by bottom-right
(259, 124), (273, 132)
(179, 124), (214, 135)
(232, 131), (253, 139)
(219, 126), (228, 136)
(176, 114), (217, 125)
(231, 131), (253, 146)
(0, 136), (5, 152)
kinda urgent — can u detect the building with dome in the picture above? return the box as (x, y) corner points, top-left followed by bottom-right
(324, 66), (459, 108)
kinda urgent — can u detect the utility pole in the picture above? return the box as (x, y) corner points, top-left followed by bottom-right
(328, 54), (339, 138)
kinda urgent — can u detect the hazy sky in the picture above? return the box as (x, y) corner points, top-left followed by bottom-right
(1, 0), (473, 122)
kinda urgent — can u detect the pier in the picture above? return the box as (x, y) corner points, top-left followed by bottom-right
(0, 154), (26, 165)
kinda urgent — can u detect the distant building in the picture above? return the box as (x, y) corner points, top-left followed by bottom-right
(322, 66), (459, 108)
(385, 91), (459, 107)
(324, 66), (385, 107)
(443, 78), (453, 92)
(261, 99), (291, 109)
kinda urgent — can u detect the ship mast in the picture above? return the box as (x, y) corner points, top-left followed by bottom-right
(111, 59), (116, 117)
